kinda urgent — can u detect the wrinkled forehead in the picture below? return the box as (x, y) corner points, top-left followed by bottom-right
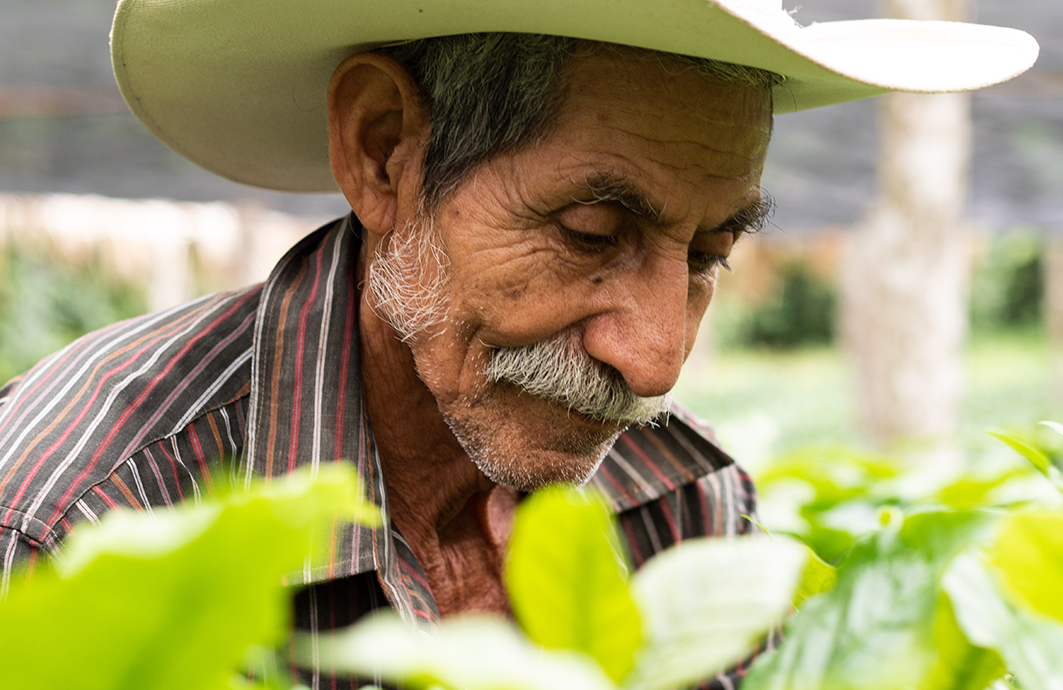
(550, 46), (774, 166)
(560, 43), (773, 139)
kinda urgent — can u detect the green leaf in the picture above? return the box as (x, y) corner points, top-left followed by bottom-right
(935, 469), (1026, 509)
(792, 546), (837, 609)
(988, 510), (1063, 624)
(0, 464), (375, 690)
(757, 448), (903, 563)
(505, 485), (642, 682)
(759, 447), (899, 509)
(923, 592), (1006, 690)
(943, 553), (1063, 690)
(626, 536), (806, 690)
(744, 510), (996, 690)
(1038, 421), (1063, 439)
(301, 613), (616, 690)
(987, 431), (1052, 477)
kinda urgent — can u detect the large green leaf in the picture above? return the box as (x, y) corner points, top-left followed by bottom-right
(302, 613), (616, 690)
(0, 465), (376, 690)
(505, 485), (642, 682)
(922, 593), (1005, 690)
(744, 511), (998, 690)
(988, 509), (1063, 624)
(626, 536), (805, 690)
(943, 553), (1063, 690)
(987, 431), (1052, 477)
(792, 546), (837, 610)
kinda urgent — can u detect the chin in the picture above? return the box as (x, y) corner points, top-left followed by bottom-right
(468, 436), (619, 492)
(441, 392), (624, 492)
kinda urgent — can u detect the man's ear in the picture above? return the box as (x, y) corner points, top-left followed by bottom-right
(328, 53), (429, 238)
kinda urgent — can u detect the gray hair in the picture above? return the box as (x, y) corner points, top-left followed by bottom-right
(378, 33), (781, 211)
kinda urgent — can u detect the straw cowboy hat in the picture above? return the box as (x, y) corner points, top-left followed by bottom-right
(110, 0), (1038, 193)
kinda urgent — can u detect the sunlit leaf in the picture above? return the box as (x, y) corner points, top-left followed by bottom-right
(943, 553), (1063, 690)
(988, 510), (1063, 624)
(505, 485), (642, 682)
(923, 593), (1005, 690)
(935, 469), (1027, 509)
(1038, 421), (1063, 439)
(626, 536), (805, 690)
(744, 511), (996, 690)
(758, 448), (902, 563)
(792, 547), (837, 609)
(301, 613), (616, 690)
(0, 465), (374, 690)
(987, 431), (1051, 477)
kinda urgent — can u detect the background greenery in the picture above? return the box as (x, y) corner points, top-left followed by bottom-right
(0, 235), (145, 384)
(676, 228), (1055, 463)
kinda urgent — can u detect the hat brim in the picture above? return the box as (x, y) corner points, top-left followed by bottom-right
(110, 0), (1039, 193)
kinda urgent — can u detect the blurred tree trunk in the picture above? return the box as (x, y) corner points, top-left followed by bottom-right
(1046, 234), (1063, 406)
(841, 0), (974, 447)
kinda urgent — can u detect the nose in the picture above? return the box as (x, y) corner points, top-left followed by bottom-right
(580, 255), (693, 398)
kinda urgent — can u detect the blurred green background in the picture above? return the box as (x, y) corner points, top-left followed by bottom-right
(674, 228), (1056, 466)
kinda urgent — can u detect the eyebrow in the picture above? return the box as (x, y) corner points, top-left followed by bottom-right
(720, 192), (775, 235)
(572, 172), (775, 234)
(572, 174), (666, 224)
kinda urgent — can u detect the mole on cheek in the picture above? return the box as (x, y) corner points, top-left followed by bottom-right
(591, 276), (603, 285)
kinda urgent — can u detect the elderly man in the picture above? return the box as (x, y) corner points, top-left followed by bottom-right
(0, 0), (1037, 686)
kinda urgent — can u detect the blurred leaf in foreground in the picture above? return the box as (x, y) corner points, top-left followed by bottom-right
(756, 447), (900, 563)
(308, 485), (803, 690)
(745, 510), (1001, 690)
(0, 464), (377, 690)
(987, 431), (1052, 477)
(302, 613), (616, 690)
(988, 509), (1063, 625)
(627, 536), (805, 690)
(792, 547), (837, 610)
(505, 485), (642, 682)
(944, 553), (1063, 690)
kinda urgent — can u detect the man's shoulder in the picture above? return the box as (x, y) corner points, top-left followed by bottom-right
(589, 401), (747, 513)
(0, 285), (261, 548)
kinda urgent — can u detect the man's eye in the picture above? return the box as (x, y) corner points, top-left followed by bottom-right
(688, 250), (731, 274)
(560, 225), (619, 253)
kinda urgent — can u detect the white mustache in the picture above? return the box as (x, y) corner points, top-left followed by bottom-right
(485, 331), (671, 425)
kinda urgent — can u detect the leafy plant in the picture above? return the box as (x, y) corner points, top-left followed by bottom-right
(745, 419), (1063, 690)
(723, 261), (836, 350)
(0, 237), (147, 383)
(307, 423), (1063, 690)
(970, 231), (1044, 335)
(4, 422), (1063, 690)
(0, 464), (379, 690)
(305, 486), (807, 690)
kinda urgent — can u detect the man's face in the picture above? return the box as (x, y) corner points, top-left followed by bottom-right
(373, 48), (772, 491)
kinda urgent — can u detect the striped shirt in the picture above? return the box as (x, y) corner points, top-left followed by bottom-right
(0, 214), (768, 688)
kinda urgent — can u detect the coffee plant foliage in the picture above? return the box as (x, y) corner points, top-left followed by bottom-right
(1, 422), (1061, 690)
